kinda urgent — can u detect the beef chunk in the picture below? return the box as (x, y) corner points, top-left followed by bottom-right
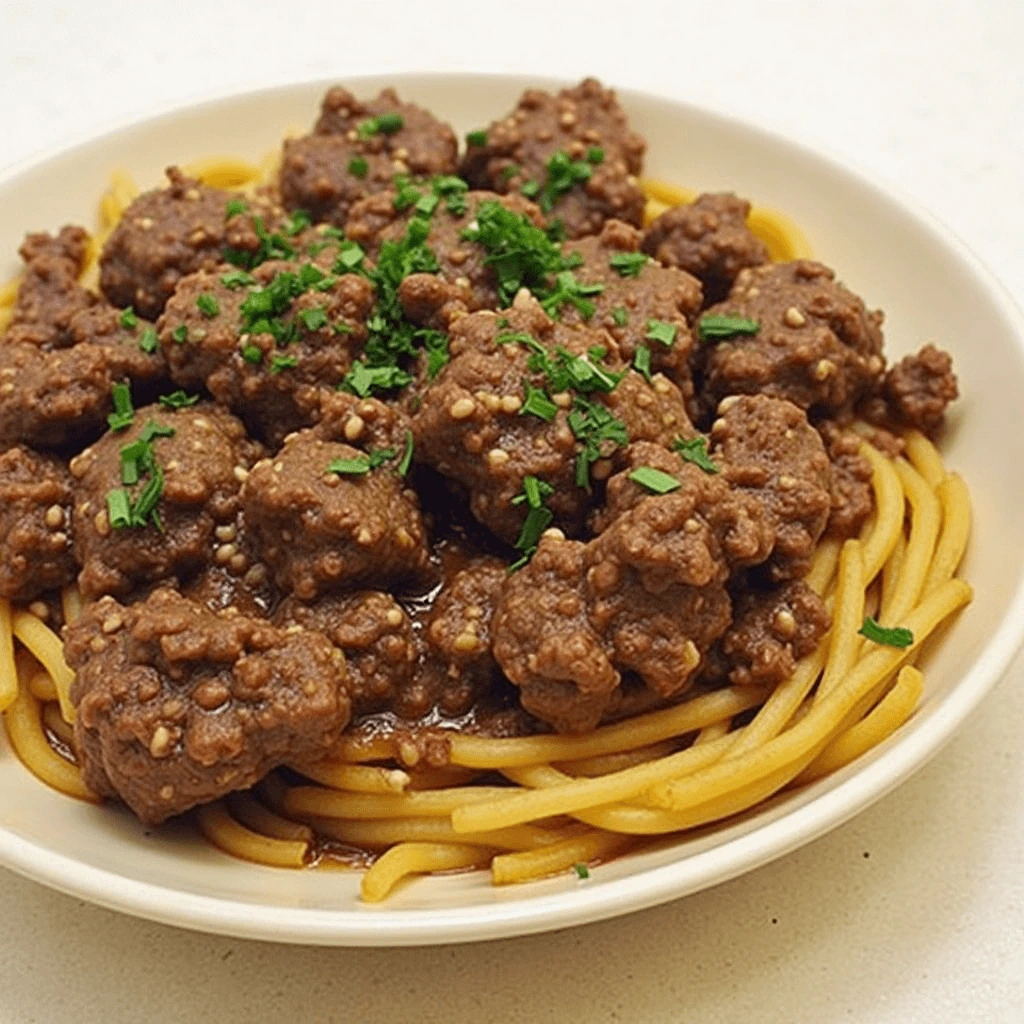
(881, 343), (958, 434)
(710, 395), (832, 580)
(346, 190), (546, 321)
(279, 87), (458, 226)
(312, 390), (413, 454)
(818, 420), (874, 538)
(275, 591), (420, 716)
(4, 226), (98, 348)
(0, 445), (76, 601)
(66, 304), (167, 393)
(700, 260), (885, 416)
(66, 588), (350, 824)
(411, 294), (691, 544)
(719, 580), (830, 687)
(157, 259), (373, 447)
(459, 78), (646, 239)
(241, 431), (430, 599)
(70, 402), (261, 599)
(642, 193), (769, 305)
(560, 219), (702, 395)
(99, 168), (244, 319)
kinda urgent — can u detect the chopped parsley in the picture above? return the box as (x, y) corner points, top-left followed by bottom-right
(611, 306), (629, 327)
(394, 175), (423, 211)
(241, 344), (263, 365)
(540, 271), (604, 321)
(520, 180), (540, 199)
(225, 198), (248, 219)
(466, 129), (488, 147)
(398, 430), (414, 477)
(326, 447), (397, 476)
(633, 344), (652, 382)
(500, 163), (521, 182)
(858, 616), (915, 649)
(629, 466), (681, 494)
(223, 215), (295, 270)
(673, 436), (719, 474)
(196, 293), (220, 318)
(138, 327), (159, 354)
(107, 383), (135, 432)
(645, 320), (677, 347)
(573, 863), (590, 880)
(357, 112), (404, 139)
(348, 156), (369, 178)
(538, 150), (592, 214)
(333, 239), (367, 274)
(221, 269), (255, 289)
(158, 390), (200, 409)
(609, 251), (648, 278)
(269, 352), (299, 374)
(299, 306), (329, 332)
(520, 381), (559, 422)
(106, 489), (132, 529)
(341, 361), (412, 398)
(509, 475), (555, 571)
(419, 329), (450, 379)
(431, 175), (470, 216)
(171, 324), (188, 344)
(698, 314), (760, 341)
(107, 418), (175, 531)
(119, 307), (139, 330)
(585, 147), (605, 165)
(283, 210), (312, 237)
(569, 396), (629, 487)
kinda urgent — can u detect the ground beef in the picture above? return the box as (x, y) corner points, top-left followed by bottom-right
(347, 190), (546, 321)
(66, 304), (168, 396)
(279, 87), (458, 226)
(66, 588), (350, 824)
(99, 168), (244, 320)
(311, 390), (413, 453)
(156, 259), (373, 447)
(700, 260), (885, 417)
(560, 219), (702, 395)
(880, 344), (958, 434)
(70, 402), (261, 599)
(459, 78), (646, 239)
(710, 394), (832, 580)
(0, 445), (76, 601)
(241, 431), (431, 599)
(817, 420), (875, 538)
(642, 193), (769, 305)
(275, 591), (420, 716)
(4, 226), (98, 348)
(411, 293), (691, 544)
(719, 580), (830, 687)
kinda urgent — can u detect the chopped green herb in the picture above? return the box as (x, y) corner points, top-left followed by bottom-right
(633, 344), (652, 382)
(568, 396), (629, 488)
(106, 489), (133, 528)
(119, 307), (139, 330)
(130, 465), (165, 531)
(697, 314), (760, 341)
(325, 449), (391, 476)
(221, 269), (255, 289)
(196, 293), (220, 318)
(241, 344), (263, 365)
(140, 420), (175, 443)
(629, 466), (681, 494)
(418, 329), (450, 378)
(520, 381), (559, 422)
(672, 436), (719, 474)
(609, 251), (649, 278)
(348, 156), (369, 178)
(171, 324), (188, 344)
(612, 306), (629, 327)
(645, 320), (677, 347)
(520, 180), (540, 199)
(398, 430), (414, 477)
(393, 175), (423, 211)
(357, 112), (404, 138)
(270, 353), (299, 374)
(540, 271), (604, 321)
(858, 616), (914, 649)
(340, 361), (413, 398)
(284, 210), (312, 237)
(513, 477), (554, 552)
(466, 129), (488, 147)
(573, 863), (590, 880)
(138, 327), (159, 354)
(225, 198), (248, 219)
(159, 390), (200, 409)
(107, 383), (135, 432)
(223, 215), (295, 270)
(431, 174), (470, 216)
(299, 306), (329, 331)
(415, 191), (440, 217)
(585, 147), (605, 165)
(538, 150), (592, 214)
(500, 163), (521, 182)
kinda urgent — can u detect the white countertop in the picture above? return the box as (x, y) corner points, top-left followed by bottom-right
(2, 2), (1023, 1020)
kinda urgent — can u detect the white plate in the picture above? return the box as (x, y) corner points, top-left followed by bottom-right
(1, 73), (1023, 947)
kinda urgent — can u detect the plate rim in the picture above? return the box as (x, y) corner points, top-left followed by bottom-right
(2, 70), (1023, 947)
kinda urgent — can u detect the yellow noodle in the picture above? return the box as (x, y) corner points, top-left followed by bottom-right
(11, 610), (75, 723)
(556, 741), (678, 777)
(226, 791), (314, 844)
(41, 700), (75, 747)
(283, 784), (512, 820)
(923, 472), (971, 594)
(880, 528), (908, 616)
(804, 536), (842, 596)
(61, 585), (83, 627)
(639, 178), (697, 207)
(181, 156), (261, 189)
(28, 668), (58, 702)
(858, 441), (906, 583)
(815, 540), (866, 702)
(196, 801), (308, 868)
(0, 600), (17, 713)
(491, 830), (633, 885)
(903, 430), (946, 489)
(746, 206), (813, 260)
(361, 843), (492, 903)
(293, 761), (410, 794)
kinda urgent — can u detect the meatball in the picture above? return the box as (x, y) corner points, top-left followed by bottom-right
(881, 344), (959, 434)
(710, 395), (832, 580)
(460, 78), (646, 239)
(313, 390), (413, 454)
(66, 588), (350, 824)
(241, 431), (431, 600)
(275, 591), (420, 716)
(66, 304), (168, 395)
(346, 189), (546, 321)
(70, 401), (261, 599)
(718, 580), (831, 688)
(817, 420), (875, 538)
(560, 219), (702, 395)
(99, 167), (244, 319)
(279, 87), (458, 226)
(3, 226), (97, 348)
(0, 445), (76, 602)
(700, 260), (885, 416)
(157, 258), (373, 446)
(642, 193), (769, 305)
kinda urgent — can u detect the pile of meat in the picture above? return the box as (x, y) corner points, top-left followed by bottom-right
(0, 78), (957, 825)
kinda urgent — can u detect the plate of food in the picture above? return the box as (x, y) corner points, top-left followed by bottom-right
(0, 73), (1021, 947)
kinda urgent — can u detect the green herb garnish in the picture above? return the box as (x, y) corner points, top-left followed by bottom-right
(633, 345), (652, 382)
(357, 112), (404, 138)
(158, 390), (200, 409)
(225, 198), (248, 219)
(466, 129), (487, 147)
(119, 307), (139, 329)
(672, 436), (719, 474)
(698, 315), (760, 341)
(171, 324), (188, 344)
(348, 156), (369, 178)
(645, 320), (677, 347)
(196, 293), (220, 318)
(858, 616), (915, 649)
(107, 383), (135, 432)
(139, 327), (159, 354)
(609, 252), (648, 278)
(611, 306), (629, 327)
(629, 466), (681, 494)
(585, 147), (604, 165)
(398, 430), (414, 477)
(221, 269), (255, 289)
(538, 150), (592, 214)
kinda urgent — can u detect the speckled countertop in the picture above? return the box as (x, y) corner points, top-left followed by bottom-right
(1, 2), (1022, 1020)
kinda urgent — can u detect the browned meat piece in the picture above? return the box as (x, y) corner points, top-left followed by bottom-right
(700, 260), (885, 416)
(411, 294), (691, 544)
(493, 538), (619, 733)
(99, 168), (245, 319)
(642, 193), (769, 305)
(719, 580), (830, 687)
(313, 391), (413, 454)
(559, 219), (702, 395)
(66, 588), (350, 824)
(818, 420), (875, 538)
(460, 78), (646, 239)
(347, 189), (545, 321)
(241, 431), (430, 600)
(710, 395), (832, 580)
(70, 402), (261, 599)
(4, 226), (98, 348)
(66, 304), (168, 393)
(881, 344), (958, 434)
(181, 517), (276, 617)
(275, 591), (420, 716)
(279, 87), (458, 226)
(0, 445), (76, 601)
(156, 259), (373, 447)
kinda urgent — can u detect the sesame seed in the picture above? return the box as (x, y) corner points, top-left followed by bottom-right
(449, 397), (476, 420)
(344, 415), (365, 441)
(44, 505), (64, 528)
(215, 523), (237, 542)
(784, 306), (807, 327)
(487, 448), (510, 467)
